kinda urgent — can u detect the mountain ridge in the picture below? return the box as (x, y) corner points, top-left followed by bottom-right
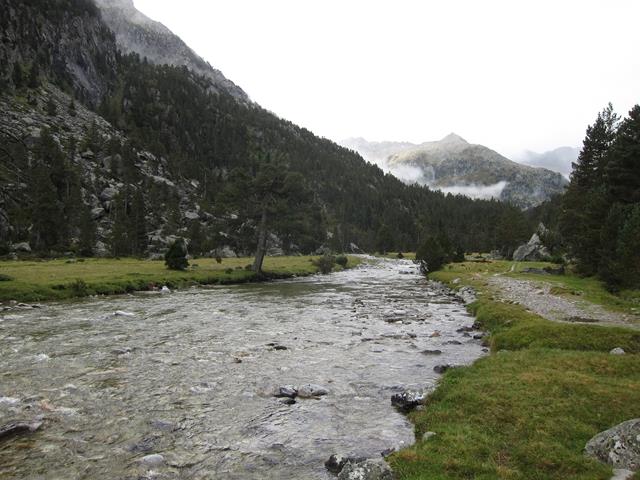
(95, 0), (249, 102)
(342, 134), (568, 208)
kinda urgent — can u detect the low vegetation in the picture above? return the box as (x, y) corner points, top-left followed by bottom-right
(0, 255), (363, 302)
(391, 258), (640, 480)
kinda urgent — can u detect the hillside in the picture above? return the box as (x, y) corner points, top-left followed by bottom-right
(385, 134), (568, 208)
(0, 0), (532, 257)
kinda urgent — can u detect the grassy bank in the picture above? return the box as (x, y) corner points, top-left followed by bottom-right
(0, 255), (363, 303)
(390, 260), (640, 480)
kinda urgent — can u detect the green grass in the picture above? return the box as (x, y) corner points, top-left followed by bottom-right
(0, 255), (363, 302)
(388, 260), (640, 479)
(390, 349), (640, 480)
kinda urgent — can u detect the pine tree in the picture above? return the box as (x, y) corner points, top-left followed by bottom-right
(605, 105), (640, 205)
(27, 62), (40, 89)
(78, 205), (96, 257)
(560, 104), (620, 274)
(615, 204), (640, 288)
(12, 62), (24, 88)
(165, 238), (188, 270)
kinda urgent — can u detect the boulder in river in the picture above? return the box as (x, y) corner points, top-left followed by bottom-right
(273, 385), (298, 399)
(325, 454), (365, 475)
(297, 384), (329, 398)
(584, 418), (640, 471)
(391, 390), (426, 411)
(337, 458), (394, 480)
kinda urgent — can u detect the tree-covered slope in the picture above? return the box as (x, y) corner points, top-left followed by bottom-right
(0, 0), (533, 257)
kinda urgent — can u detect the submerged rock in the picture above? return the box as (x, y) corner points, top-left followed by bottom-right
(434, 364), (452, 374)
(391, 390), (425, 411)
(0, 419), (43, 441)
(584, 418), (640, 471)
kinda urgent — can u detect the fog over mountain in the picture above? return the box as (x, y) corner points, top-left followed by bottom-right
(341, 134), (568, 208)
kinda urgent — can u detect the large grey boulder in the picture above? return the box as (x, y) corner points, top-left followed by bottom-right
(10, 242), (31, 253)
(337, 458), (393, 480)
(513, 232), (550, 262)
(584, 418), (640, 471)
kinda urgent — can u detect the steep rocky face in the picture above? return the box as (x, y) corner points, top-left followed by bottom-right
(94, 0), (249, 102)
(0, 84), (204, 256)
(0, 0), (118, 107)
(386, 134), (568, 208)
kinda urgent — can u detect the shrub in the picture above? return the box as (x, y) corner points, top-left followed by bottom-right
(396, 252), (404, 259)
(335, 255), (348, 267)
(69, 278), (88, 296)
(164, 238), (189, 271)
(0, 274), (14, 282)
(313, 254), (336, 274)
(415, 236), (447, 274)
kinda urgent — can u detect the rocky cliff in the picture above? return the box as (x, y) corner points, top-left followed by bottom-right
(95, 0), (249, 102)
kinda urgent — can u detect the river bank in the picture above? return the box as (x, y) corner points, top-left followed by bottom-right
(0, 255), (363, 303)
(390, 260), (640, 480)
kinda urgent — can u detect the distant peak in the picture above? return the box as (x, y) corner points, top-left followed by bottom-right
(440, 133), (468, 144)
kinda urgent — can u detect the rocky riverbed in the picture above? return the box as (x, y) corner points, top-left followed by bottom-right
(0, 258), (485, 479)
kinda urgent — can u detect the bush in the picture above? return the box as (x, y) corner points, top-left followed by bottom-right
(0, 274), (14, 282)
(335, 255), (348, 267)
(313, 254), (336, 274)
(165, 238), (189, 271)
(396, 252), (404, 259)
(69, 278), (88, 296)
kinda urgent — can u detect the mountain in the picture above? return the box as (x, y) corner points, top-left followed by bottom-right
(514, 146), (579, 178)
(355, 133), (568, 208)
(94, 0), (249, 102)
(0, 0), (532, 257)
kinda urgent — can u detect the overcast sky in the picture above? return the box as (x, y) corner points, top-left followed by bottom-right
(134, 0), (639, 158)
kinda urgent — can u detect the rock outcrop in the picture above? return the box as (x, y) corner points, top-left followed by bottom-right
(513, 226), (551, 262)
(584, 418), (640, 472)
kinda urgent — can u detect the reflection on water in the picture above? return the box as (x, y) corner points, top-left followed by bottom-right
(0, 258), (484, 479)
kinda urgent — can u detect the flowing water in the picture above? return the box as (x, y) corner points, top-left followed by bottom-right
(0, 258), (485, 479)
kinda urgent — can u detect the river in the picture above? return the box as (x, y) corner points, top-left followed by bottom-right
(0, 257), (485, 479)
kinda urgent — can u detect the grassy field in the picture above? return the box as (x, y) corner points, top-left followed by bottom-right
(0, 255), (363, 302)
(391, 259), (640, 480)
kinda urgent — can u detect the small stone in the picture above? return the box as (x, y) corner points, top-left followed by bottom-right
(273, 385), (297, 398)
(422, 431), (437, 441)
(434, 364), (452, 374)
(141, 454), (164, 466)
(278, 398), (296, 406)
(610, 347), (626, 355)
